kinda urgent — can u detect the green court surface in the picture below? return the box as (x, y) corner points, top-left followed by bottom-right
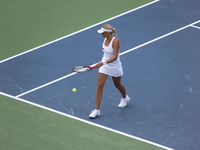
(0, 0), (153, 61)
(0, 0), (170, 149)
(0, 94), (167, 150)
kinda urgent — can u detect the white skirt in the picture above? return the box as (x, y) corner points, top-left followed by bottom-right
(99, 64), (123, 77)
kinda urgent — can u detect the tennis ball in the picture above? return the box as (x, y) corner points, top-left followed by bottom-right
(72, 88), (77, 92)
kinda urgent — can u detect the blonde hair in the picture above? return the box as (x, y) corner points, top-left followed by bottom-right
(102, 24), (118, 38)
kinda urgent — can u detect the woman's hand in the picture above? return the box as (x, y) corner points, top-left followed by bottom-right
(95, 62), (104, 68)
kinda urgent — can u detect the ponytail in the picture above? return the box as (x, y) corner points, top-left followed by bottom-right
(112, 28), (118, 38)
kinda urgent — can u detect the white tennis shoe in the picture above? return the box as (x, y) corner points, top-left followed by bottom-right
(89, 109), (101, 118)
(118, 95), (130, 108)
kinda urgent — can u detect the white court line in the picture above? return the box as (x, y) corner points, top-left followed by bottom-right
(0, 0), (159, 64)
(120, 20), (200, 56)
(16, 19), (200, 98)
(16, 72), (77, 97)
(191, 25), (200, 30)
(0, 91), (174, 150)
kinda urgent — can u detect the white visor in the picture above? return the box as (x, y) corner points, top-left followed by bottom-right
(97, 27), (112, 33)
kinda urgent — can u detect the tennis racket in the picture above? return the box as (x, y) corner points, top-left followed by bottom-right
(72, 66), (97, 73)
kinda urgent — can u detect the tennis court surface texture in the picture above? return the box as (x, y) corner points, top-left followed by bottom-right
(0, 0), (200, 150)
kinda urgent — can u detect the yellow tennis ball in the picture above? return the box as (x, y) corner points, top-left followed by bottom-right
(72, 88), (77, 92)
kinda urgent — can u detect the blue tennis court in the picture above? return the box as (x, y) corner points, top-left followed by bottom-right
(1, 0), (200, 150)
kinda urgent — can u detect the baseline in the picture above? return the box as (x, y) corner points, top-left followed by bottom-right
(0, 91), (174, 150)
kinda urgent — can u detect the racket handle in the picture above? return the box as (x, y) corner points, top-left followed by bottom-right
(89, 66), (97, 69)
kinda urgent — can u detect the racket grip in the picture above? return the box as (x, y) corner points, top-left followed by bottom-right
(89, 66), (97, 69)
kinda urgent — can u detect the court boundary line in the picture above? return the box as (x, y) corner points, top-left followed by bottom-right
(0, 91), (174, 150)
(0, 0), (159, 64)
(15, 20), (200, 98)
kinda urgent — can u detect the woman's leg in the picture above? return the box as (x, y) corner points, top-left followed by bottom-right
(112, 76), (126, 98)
(95, 73), (108, 109)
(112, 76), (130, 107)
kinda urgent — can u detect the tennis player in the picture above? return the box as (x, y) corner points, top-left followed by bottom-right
(89, 24), (130, 118)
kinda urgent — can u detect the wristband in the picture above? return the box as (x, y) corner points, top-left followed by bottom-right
(102, 60), (107, 65)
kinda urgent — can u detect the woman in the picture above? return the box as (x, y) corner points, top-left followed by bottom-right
(89, 24), (130, 118)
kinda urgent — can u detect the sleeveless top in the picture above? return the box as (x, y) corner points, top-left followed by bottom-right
(98, 37), (123, 77)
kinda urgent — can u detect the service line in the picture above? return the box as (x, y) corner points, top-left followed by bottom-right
(16, 20), (200, 98)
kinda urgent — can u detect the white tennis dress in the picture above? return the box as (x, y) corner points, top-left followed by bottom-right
(99, 37), (123, 77)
